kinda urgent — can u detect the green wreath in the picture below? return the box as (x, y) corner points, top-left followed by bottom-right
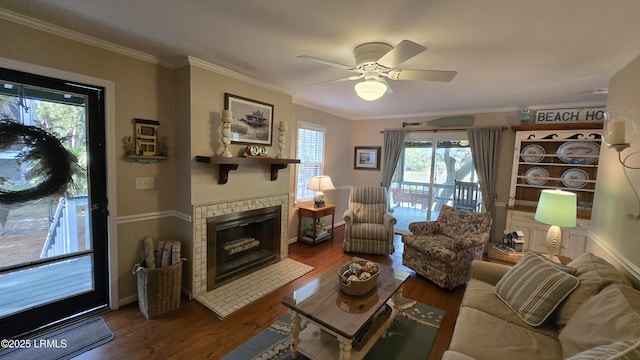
(0, 119), (81, 204)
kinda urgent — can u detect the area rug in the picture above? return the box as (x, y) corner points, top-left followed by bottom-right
(197, 258), (314, 318)
(222, 298), (445, 360)
(0, 317), (114, 360)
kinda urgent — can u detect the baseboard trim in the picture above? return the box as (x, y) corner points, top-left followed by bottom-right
(589, 231), (640, 282)
(118, 294), (137, 307)
(119, 287), (192, 307)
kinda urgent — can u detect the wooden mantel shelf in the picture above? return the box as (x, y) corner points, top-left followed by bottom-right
(195, 155), (300, 184)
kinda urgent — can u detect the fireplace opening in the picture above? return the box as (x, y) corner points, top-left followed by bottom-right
(207, 206), (281, 290)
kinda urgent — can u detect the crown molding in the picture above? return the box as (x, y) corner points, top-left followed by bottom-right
(184, 56), (293, 96)
(526, 100), (607, 111)
(606, 41), (640, 78)
(349, 100), (607, 121)
(2, 9), (610, 122)
(1, 10), (295, 96)
(292, 99), (350, 121)
(0, 9), (170, 67)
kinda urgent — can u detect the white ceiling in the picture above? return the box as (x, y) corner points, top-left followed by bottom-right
(2, 0), (640, 120)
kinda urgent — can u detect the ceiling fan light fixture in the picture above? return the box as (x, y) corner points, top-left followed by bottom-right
(354, 79), (387, 101)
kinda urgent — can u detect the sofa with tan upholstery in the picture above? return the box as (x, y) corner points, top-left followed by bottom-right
(443, 253), (640, 360)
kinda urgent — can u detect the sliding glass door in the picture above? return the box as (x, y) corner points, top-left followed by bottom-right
(390, 132), (478, 232)
(0, 68), (109, 338)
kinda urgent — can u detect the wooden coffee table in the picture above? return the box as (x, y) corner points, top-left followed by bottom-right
(281, 257), (410, 360)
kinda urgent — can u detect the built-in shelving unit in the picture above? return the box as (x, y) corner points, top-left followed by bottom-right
(506, 124), (603, 259)
(195, 155), (300, 184)
(509, 125), (602, 219)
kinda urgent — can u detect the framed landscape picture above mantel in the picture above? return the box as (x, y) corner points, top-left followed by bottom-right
(224, 93), (274, 145)
(354, 146), (381, 170)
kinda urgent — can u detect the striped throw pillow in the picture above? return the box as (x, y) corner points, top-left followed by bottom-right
(566, 340), (640, 360)
(494, 252), (580, 326)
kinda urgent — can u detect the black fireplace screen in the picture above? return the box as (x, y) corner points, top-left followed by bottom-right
(206, 206), (281, 290)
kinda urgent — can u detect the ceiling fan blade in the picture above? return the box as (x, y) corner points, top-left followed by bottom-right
(311, 74), (363, 87)
(376, 40), (426, 69)
(402, 116), (474, 128)
(392, 69), (457, 82)
(297, 55), (354, 70)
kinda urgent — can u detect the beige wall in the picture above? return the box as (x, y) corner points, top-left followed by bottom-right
(292, 105), (352, 238)
(349, 112), (519, 243)
(174, 66), (193, 216)
(180, 64), (296, 296)
(188, 65), (293, 203)
(590, 54), (640, 285)
(173, 66), (194, 293)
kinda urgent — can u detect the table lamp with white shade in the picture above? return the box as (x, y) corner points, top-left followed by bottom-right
(534, 189), (577, 263)
(307, 175), (335, 207)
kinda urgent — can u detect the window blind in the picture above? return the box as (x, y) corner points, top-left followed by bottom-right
(296, 123), (326, 202)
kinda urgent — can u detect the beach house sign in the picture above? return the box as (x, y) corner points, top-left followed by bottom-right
(534, 107), (605, 124)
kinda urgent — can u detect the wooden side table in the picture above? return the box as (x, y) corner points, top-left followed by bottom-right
(487, 247), (572, 266)
(298, 203), (335, 244)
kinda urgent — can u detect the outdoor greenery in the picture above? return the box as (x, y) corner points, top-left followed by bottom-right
(392, 141), (478, 222)
(0, 95), (88, 196)
(402, 143), (475, 184)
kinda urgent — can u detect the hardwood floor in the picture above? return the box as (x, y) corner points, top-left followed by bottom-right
(78, 226), (465, 360)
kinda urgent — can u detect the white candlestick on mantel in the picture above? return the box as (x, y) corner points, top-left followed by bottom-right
(277, 121), (287, 159)
(220, 110), (233, 157)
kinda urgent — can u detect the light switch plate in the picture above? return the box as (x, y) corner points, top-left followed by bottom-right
(136, 177), (155, 189)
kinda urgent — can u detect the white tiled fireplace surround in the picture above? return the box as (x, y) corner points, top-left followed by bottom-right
(191, 193), (289, 299)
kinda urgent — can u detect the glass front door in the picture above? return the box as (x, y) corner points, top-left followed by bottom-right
(0, 68), (109, 338)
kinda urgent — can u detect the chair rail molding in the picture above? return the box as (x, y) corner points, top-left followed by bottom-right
(116, 210), (192, 225)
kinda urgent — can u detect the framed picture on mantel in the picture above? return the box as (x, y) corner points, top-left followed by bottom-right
(354, 146), (381, 170)
(225, 93), (274, 145)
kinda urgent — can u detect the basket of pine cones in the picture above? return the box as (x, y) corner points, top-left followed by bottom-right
(337, 260), (380, 296)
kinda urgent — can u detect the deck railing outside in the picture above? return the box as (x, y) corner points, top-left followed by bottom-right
(390, 181), (483, 232)
(40, 196), (90, 258)
(390, 181), (456, 210)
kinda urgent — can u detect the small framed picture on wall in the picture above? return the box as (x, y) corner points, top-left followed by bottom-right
(354, 146), (381, 170)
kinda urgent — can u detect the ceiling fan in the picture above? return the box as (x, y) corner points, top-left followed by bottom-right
(298, 40), (457, 101)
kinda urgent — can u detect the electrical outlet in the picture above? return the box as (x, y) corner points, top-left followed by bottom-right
(136, 177), (155, 190)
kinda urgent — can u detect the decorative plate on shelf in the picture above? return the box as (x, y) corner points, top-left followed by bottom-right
(524, 167), (549, 186)
(520, 144), (546, 162)
(561, 168), (589, 188)
(556, 141), (600, 164)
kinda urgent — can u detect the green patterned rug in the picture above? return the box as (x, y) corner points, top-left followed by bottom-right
(222, 298), (445, 360)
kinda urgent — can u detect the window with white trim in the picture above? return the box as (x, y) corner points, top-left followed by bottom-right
(295, 122), (326, 203)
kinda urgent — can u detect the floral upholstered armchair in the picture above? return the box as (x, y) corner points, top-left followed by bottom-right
(343, 186), (396, 255)
(401, 204), (492, 289)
